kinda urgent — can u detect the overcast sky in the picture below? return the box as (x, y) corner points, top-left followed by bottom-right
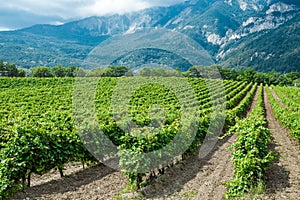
(0, 0), (184, 31)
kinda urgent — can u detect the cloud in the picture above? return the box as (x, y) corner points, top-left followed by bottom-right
(0, 0), (184, 29)
(0, 26), (11, 31)
(0, 8), (66, 30)
(0, 0), (184, 19)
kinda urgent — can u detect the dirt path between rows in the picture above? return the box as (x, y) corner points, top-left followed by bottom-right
(137, 134), (236, 200)
(247, 85), (259, 117)
(260, 87), (300, 199)
(269, 87), (288, 109)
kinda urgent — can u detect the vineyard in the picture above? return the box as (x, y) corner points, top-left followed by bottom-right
(0, 77), (299, 199)
(267, 86), (300, 142)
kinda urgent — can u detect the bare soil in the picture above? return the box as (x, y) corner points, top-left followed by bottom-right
(247, 85), (259, 117)
(258, 87), (300, 200)
(12, 164), (127, 200)
(269, 87), (288, 109)
(138, 135), (236, 200)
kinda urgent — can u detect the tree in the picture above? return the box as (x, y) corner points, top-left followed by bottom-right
(17, 69), (26, 77)
(293, 79), (300, 87)
(139, 68), (151, 76)
(237, 68), (256, 82)
(0, 61), (18, 77)
(253, 72), (267, 85)
(151, 68), (167, 77)
(108, 66), (129, 77)
(285, 72), (299, 85)
(285, 72), (299, 80)
(88, 68), (109, 77)
(266, 71), (287, 85)
(64, 66), (78, 77)
(76, 68), (87, 77)
(217, 66), (237, 80)
(87, 66), (129, 77)
(52, 65), (65, 77)
(188, 66), (202, 78)
(31, 66), (53, 77)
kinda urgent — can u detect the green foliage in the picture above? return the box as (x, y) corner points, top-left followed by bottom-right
(236, 68), (293, 86)
(110, 48), (194, 71)
(0, 77), (257, 197)
(0, 78), (94, 198)
(186, 66), (299, 86)
(0, 60), (25, 77)
(237, 68), (256, 82)
(31, 66), (54, 77)
(17, 69), (26, 77)
(285, 72), (300, 82)
(87, 66), (129, 77)
(2, 60), (299, 87)
(218, 66), (238, 80)
(225, 85), (276, 198)
(31, 65), (84, 77)
(138, 68), (181, 77)
(267, 86), (300, 142)
(103, 77), (255, 188)
(225, 82), (257, 127)
(52, 65), (66, 77)
(293, 79), (300, 87)
(105, 66), (130, 77)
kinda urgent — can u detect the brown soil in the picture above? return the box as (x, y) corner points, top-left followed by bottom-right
(269, 87), (288, 109)
(247, 85), (259, 117)
(12, 164), (127, 200)
(30, 163), (84, 187)
(259, 87), (300, 200)
(138, 135), (236, 200)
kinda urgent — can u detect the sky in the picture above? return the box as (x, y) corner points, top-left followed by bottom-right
(0, 0), (184, 31)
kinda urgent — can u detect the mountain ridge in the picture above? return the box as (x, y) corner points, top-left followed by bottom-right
(0, 0), (299, 72)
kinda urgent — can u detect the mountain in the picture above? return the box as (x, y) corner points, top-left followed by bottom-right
(0, 0), (299, 72)
(219, 13), (300, 72)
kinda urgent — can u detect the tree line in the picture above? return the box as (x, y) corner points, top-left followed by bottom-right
(0, 62), (131, 78)
(0, 60), (299, 87)
(188, 66), (300, 87)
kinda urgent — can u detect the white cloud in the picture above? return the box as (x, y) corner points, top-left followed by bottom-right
(50, 21), (65, 26)
(0, 0), (184, 29)
(76, 0), (151, 18)
(0, 0), (184, 19)
(0, 26), (12, 31)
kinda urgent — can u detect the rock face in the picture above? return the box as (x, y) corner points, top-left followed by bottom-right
(0, 0), (299, 72)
